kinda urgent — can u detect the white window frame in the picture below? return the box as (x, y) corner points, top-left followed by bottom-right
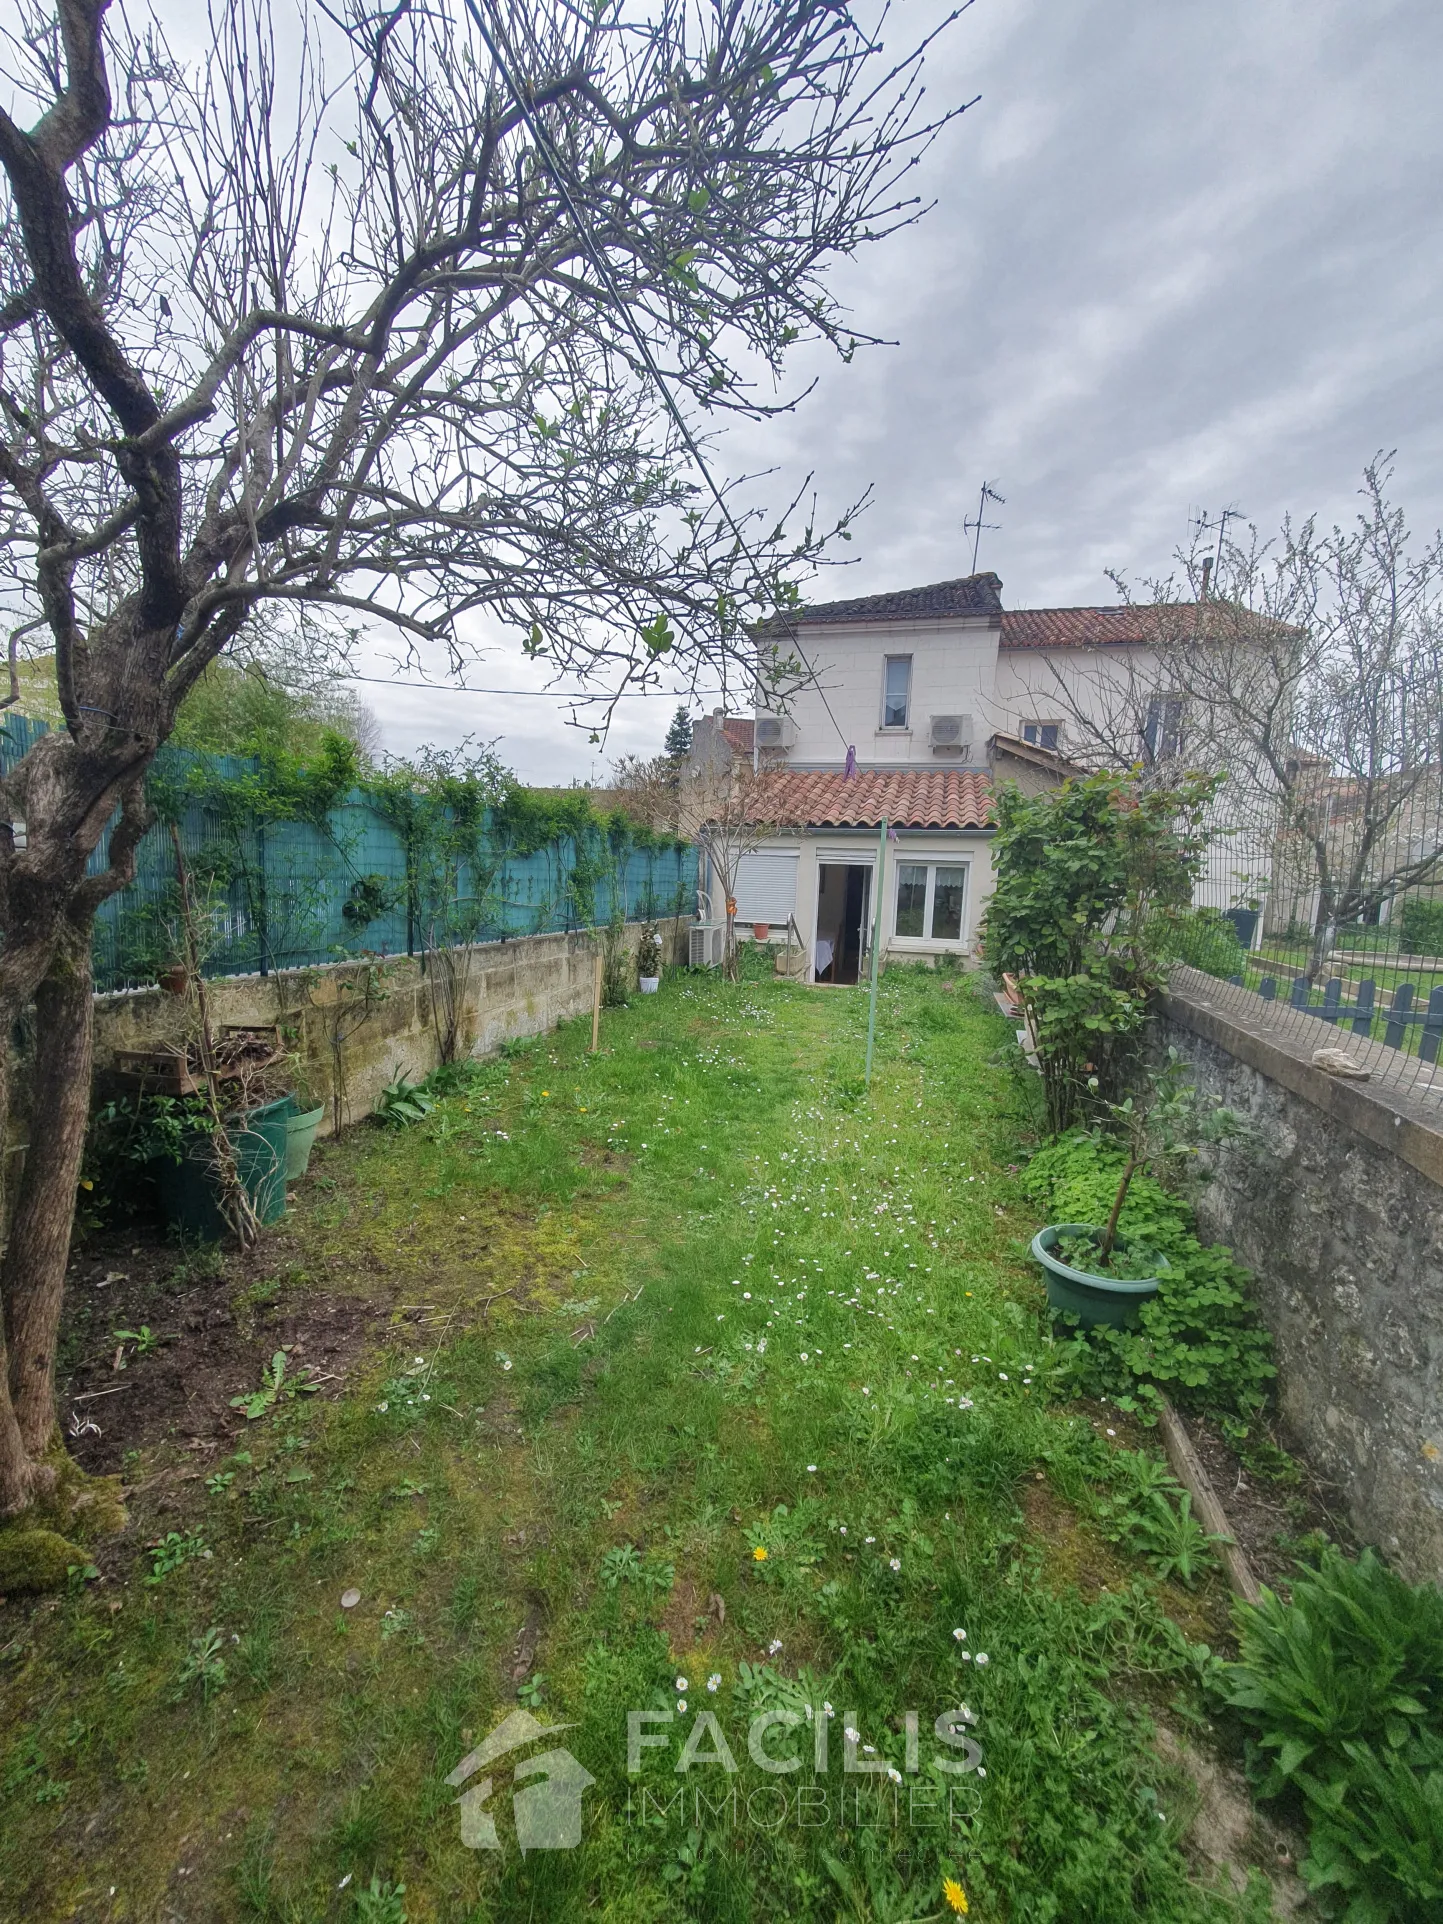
(880, 655), (912, 731)
(1021, 719), (1062, 751)
(891, 858), (970, 948)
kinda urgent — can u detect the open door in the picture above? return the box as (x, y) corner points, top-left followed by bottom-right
(814, 862), (872, 984)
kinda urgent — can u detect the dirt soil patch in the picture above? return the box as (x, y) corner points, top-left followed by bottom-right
(57, 1228), (377, 1475)
(1186, 1417), (1354, 1594)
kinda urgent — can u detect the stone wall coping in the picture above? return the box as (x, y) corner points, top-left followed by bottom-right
(1162, 981), (1443, 1192)
(92, 924), (642, 1010)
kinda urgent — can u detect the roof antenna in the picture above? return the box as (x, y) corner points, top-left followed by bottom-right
(965, 481), (1005, 575)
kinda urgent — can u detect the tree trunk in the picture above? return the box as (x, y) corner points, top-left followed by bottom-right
(0, 1018), (45, 1515)
(4, 931), (94, 1453)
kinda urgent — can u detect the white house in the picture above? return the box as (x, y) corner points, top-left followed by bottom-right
(691, 571), (1244, 982)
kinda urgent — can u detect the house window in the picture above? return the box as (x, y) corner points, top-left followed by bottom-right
(894, 862), (967, 943)
(1142, 697), (1185, 762)
(1021, 721), (1060, 751)
(882, 656), (912, 729)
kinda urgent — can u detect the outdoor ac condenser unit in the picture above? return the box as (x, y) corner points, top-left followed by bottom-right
(930, 713), (973, 753)
(688, 923), (726, 968)
(754, 714), (796, 750)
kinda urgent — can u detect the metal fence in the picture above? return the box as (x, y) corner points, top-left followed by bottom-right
(1168, 961), (1443, 1107)
(0, 714), (697, 992)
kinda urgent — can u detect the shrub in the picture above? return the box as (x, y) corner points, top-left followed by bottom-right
(1023, 1129), (1274, 1437)
(1399, 897), (1443, 958)
(1153, 908), (1246, 981)
(982, 768), (1222, 1130)
(1222, 1546), (1443, 1919)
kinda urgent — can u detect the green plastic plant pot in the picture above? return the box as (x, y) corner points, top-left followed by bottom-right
(154, 1094), (296, 1241)
(285, 1104), (326, 1181)
(1030, 1223), (1163, 1330)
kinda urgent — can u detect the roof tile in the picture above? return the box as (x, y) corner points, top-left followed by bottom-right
(740, 767), (994, 831)
(1000, 606), (1161, 649)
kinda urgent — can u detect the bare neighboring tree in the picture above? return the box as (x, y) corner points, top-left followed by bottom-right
(689, 756), (792, 978)
(0, 0), (968, 1512)
(609, 750), (682, 837)
(1045, 461), (1443, 981)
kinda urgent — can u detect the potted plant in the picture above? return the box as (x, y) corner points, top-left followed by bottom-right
(1031, 1051), (1241, 1328)
(637, 923), (662, 993)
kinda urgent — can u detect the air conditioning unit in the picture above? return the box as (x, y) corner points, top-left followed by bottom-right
(688, 923), (726, 968)
(930, 713), (973, 754)
(754, 714), (796, 750)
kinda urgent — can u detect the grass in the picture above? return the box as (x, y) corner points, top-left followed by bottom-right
(0, 963), (1283, 1922)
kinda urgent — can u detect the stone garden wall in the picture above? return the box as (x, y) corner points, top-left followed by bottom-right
(89, 922), (677, 1135)
(1158, 980), (1443, 1582)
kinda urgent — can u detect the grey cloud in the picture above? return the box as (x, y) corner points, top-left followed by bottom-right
(371, 0), (1443, 779)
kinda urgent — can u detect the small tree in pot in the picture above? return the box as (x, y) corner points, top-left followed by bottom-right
(637, 925), (662, 991)
(1033, 1051), (1245, 1323)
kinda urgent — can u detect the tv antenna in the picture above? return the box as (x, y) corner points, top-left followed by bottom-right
(965, 481), (1005, 575)
(1192, 500), (1246, 565)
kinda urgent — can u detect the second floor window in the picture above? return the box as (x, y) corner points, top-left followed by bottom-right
(882, 655), (912, 728)
(1143, 696), (1185, 762)
(1022, 721), (1060, 751)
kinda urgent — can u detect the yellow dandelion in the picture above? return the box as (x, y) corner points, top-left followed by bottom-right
(942, 1877), (969, 1915)
(752, 1546), (768, 1562)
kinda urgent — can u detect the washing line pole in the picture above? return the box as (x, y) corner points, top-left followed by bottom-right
(864, 818), (888, 1087)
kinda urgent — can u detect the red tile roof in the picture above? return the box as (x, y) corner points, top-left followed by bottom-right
(720, 716), (754, 755)
(1000, 606), (1164, 649)
(738, 768), (994, 831)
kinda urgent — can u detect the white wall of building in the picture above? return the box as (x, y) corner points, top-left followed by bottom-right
(765, 617), (1000, 765)
(730, 829), (995, 980)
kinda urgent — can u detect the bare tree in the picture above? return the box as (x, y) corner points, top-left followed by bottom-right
(689, 756), (793, 978)
(0, 0), (968, 1511)
(1044, 461), (1443, 981)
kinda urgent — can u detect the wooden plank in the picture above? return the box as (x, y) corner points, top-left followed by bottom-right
(1421, 985), (1443, 1065)
(1157, 1398), (1262, 1605)
(1384, 981), (1415, 1050)
(1350, 978), (1376, 1037)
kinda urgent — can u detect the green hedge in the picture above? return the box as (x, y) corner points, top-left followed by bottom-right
(1399, 898), (1443, 957)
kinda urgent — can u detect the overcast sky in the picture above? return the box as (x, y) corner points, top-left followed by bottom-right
(357, 0), (1443, 785)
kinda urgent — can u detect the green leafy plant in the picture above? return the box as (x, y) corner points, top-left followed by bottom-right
(353, 1874), (407, 1924)
(1083, 1049), (1244, 1266)
(1025, 1130), (1275, 1436)
(1222, 1546), (1443, 1918)
(374, 1073), (434, 1128)
(1153, 907), (1248, 980)
(636, 923), (662, 978)
(1398, 896), (1443, 957)
(143, 1532), (211, 1585)
(177, 1627), (229, 1701)
(341, 873), (395, 929)
(111, 1325), (159, 1357)
(982, 768), (1222, 1129)
(229, 1350), (315, 1420)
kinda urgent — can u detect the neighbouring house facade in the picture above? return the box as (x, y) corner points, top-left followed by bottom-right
(689, 572), (1216, 983)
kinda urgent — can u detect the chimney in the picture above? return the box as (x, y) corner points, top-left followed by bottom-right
(1200, 555), (1213, 600)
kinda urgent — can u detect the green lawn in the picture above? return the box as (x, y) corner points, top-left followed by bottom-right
(0, 965), (1285, 1922)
